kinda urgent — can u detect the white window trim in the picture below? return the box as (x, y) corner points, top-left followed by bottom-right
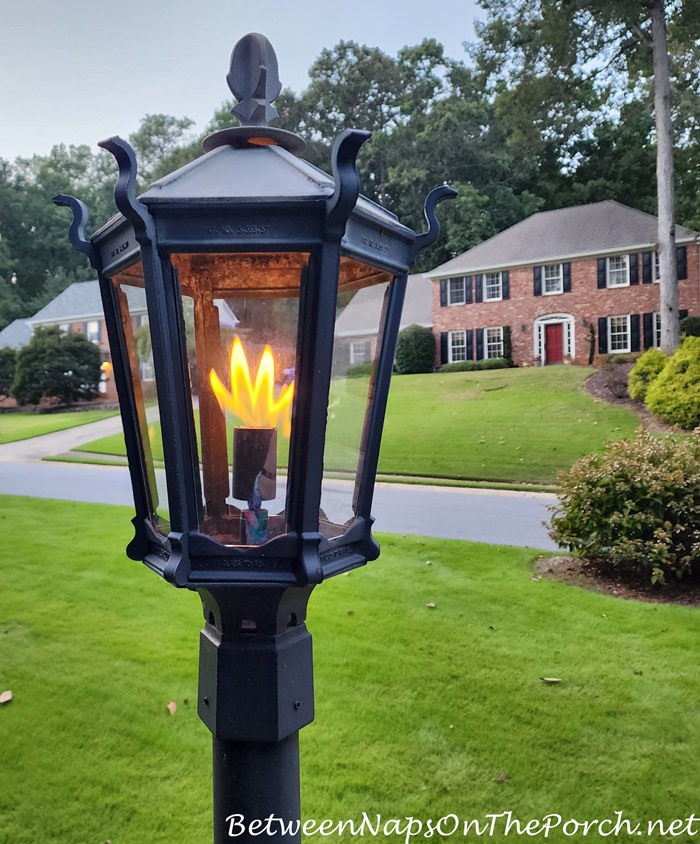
(447, 276), (466, 306)
(607, 255), (630, 288)
(483, 272), (503, 302)
(543, 263), (563, 295)
(448, 329), (467, 363)
(350, 340), (371, 364)
(653, 311), (661, 348)
(608, 314), (631, 353)
(484, 326), (504, 359)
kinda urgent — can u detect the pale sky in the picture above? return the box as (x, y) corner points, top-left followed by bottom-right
(0, 0), (482, 162)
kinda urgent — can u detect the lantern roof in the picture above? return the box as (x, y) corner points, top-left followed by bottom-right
(139, 142), (411, 234)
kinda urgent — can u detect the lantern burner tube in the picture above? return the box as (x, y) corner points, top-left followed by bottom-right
(232, 426), (277, 544)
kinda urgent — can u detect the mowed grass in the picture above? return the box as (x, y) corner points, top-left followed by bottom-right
(74, 367), (639, 484)
(0, 408), (118, 444)
(2, 495), (700, 843)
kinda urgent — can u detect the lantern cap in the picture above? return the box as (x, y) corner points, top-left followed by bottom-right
(203, 33), (306, 156)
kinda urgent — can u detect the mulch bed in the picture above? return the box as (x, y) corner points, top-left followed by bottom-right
(533, 555), (700, 607)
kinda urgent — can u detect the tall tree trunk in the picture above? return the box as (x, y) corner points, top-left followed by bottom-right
(651, 0), (680, 353)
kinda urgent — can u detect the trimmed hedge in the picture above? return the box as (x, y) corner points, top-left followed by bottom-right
(549, 430), (700, 584)
(395, 324), (435, 374)
(440, 358), (511, 373)
(345, 362), (373, 378)
(645, 336), (700, 429)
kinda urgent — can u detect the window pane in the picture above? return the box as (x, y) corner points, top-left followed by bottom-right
(484, 272), (502, 300)
(608, 315), (629, 351)
(449, 330), (467, 362)
(485, 327), (504, 358)
(448, 277), (466, 305)
(543, 264), (562, 294)
(608, 256), (629, 287)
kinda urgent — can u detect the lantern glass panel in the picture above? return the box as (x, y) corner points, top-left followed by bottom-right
(319, 275), (391, 535)
(172, 252), (304, 547)
(110, 266), (171, 534)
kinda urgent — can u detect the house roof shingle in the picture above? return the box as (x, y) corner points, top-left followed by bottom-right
(428, 200), (699, 278)
(335, 274), (432, 336)
(28, 281), (147, 325)
(0, 318), (32, 349)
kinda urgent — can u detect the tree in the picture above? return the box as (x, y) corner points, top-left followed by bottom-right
(0, 347), (16, 399)
(473, 0), (700, 353)
(127, 114), (197, 184)
(11, 326), (102, 406)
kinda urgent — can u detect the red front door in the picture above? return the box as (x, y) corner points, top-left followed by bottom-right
(545, 323), (564, 364)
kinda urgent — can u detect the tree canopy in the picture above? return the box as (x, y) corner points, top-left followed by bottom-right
(1, 20), (698, 332)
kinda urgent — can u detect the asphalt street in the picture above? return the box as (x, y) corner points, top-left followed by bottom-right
(0, 416), (559, 550)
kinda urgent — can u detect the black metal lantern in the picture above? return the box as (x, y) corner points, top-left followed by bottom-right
(56, 33), (454, 844)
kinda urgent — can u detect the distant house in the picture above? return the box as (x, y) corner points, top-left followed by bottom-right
(428, 201), (700, 367)
(0, 280), (240, 404)
(334, 273), (431, 371)
(26, 281), (149, 402)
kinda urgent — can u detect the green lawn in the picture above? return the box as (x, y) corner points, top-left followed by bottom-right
(0, 408), (118, 444)
(74, 367), (640, 485)
(1, 496), (699, 843)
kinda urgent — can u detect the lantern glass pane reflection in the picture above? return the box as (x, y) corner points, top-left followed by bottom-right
(321, 279), (390, 533)
(110, 265), (171, 534)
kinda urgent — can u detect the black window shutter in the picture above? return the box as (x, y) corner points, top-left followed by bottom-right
(439, 279), (447, 307)
(598, 317), (608, 354)
(476, 328), (484, 359)
(475, 275), (483, 303)
(563, 262), (572, 293)
(502, 270), (510, 300)
(630, 314), (641, 351)
(597, 258), (607, 289)
(642, 251), (653, 283)
(466, 329), (474, 359)
(629, 253), (639, 285)
(643, 312), (654, 349)
(440, 332), (448, 364)
(533, 266), (542, 296)
(466, 275), (473, 304)
(680, 309), (689, 321)
(677, 245), (688, 280)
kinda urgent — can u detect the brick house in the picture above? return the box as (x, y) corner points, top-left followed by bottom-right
(427, 201), (700, 367)
(0, 280), (240, 404)
(0, 281), (149, 403)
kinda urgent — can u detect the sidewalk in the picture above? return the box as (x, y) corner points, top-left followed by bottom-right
(0, 413), (125, 462)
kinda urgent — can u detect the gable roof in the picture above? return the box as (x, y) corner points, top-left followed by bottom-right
(28, 281), (149, 325)
(0, 318), (32, 349)
(335, 274), (432, 337)
(428, 201), (699, 278)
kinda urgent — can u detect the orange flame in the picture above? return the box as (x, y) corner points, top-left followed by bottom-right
(210, 337), (294, 436)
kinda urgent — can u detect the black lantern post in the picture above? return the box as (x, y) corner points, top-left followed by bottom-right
(55, 33), (454, 844)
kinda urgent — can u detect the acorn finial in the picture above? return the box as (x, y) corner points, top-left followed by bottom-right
(228, 33), (282, 127)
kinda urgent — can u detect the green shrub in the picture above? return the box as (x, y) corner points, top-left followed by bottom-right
(680, 315), (700, 337)
(345, 362), (372, 378)
(11, 326), (102, 406)
(645, 336), (700, 429)
(394, 324), (435, 374)
(549, 430), (700, 584)
(440, 357), (510, 373)
(627, 347), (667, 402)
(0, 346), (16, 399)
